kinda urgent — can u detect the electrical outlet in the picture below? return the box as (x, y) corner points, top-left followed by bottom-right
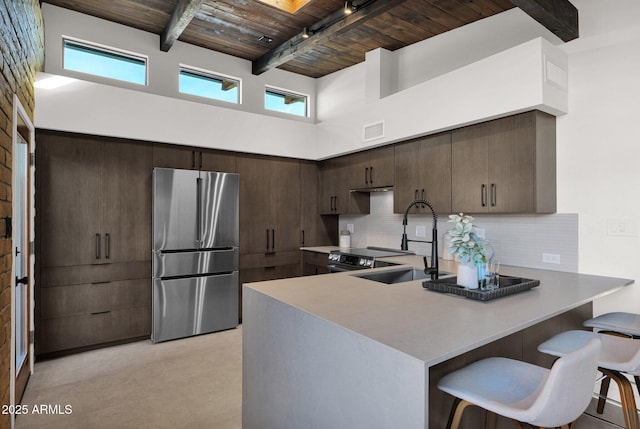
(542, 253), (561, 264)
(607, 218), (639, 237)
(347, 224), (354, 234)
(475, 228), (485, 239)
(416, 225), (426, 238)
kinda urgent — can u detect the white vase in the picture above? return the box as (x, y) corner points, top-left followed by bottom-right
(457, 262), (478, 289)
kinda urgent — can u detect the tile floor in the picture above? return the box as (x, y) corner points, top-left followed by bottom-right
(15, 326), (628, 429)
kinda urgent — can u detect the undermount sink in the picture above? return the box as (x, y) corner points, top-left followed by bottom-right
(353, 268), (451, 285)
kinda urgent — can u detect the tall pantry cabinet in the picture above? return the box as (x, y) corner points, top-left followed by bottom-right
(36, 130), (152, 356)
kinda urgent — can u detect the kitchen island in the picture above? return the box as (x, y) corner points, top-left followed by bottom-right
(242, 256), (634, 429)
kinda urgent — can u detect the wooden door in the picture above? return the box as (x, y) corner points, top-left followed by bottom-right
(318, 158), (340, 214)
(102, 138), (152, 263)
(200, 149), (237, 173)
(368, 146), (394, 188)
(270, 158), (301, 252)
(487, 114), (535, 213)
(301, 162), (337, 246)
(451, 122), (490, 213)
(419, 133), (452, 215)
(343, 151), (369, 189)
(152, 144), (198, 170)
(37, 131), (103, 267)
(394, 140), (420, 214)
(237, 154), (271, 254)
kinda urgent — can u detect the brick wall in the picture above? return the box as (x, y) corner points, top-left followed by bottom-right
(0, 1), (44, 428)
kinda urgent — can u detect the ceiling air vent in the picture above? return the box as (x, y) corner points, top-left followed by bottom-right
(363, 121), (384, 142)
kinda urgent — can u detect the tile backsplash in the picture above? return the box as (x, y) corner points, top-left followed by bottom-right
(340, 192), (578, 272)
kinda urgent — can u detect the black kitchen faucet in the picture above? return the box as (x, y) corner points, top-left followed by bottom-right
(400, 199), (439, 280)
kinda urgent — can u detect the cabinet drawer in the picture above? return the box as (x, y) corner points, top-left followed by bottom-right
(39, 307), (151, 354)
(41, 278), (151, 318)
(302, 251), (329, 267)
(240, 251), (301, 270)
(41, 262), (151, 287)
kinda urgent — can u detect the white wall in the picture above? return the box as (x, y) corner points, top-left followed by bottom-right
(41, 3), (317, 123)
(38, 4), (568, 161)
(341, 193), (579, 272)
(556, 0), (640, 315)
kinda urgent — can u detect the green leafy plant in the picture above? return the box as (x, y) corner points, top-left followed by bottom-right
(447, 213), (488, 264)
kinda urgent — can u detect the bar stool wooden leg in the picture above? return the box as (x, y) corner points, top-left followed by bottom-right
(601, 368), (640, 429)
(485, 410), (497, 429)
(446, 398), (474, 429)
(597, 375), (611, 414)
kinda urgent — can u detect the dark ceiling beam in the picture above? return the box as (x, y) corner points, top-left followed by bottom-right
(252, 0), (406, 75)
(510, 0), (578, 42)
(160, 0), (204, 52)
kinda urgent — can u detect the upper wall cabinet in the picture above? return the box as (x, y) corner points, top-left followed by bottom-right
(152, 144), (236, 172)
(394, 133), (452, 215)
(345, 146), (395, 190)
(319, 156), (369, 215)
(451, 111), (556, 214)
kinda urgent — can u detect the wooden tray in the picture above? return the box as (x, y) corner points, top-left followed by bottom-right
(422, 275), (540, 301)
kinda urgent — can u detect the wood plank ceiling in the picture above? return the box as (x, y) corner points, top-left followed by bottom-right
(42, 0), (577, 78)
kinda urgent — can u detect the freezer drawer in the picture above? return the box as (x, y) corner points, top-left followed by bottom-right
(152, 272), (238, 343)
(153, 248), (238, 278)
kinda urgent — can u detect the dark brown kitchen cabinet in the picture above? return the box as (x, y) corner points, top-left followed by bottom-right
(152, 143), (236, 172)
(38, 270), (151, 354)
(301, 161), (338, 246)
(394, 133), (452, 215)
(319, 156), (369, 215)
(36, 130), (152, 356)
(237, 154), (301, 254)
(451, 111), (556, 214)
(38, 130), (152, 267)
(346, 146), (394, 189)
(302, 250), (330, 276)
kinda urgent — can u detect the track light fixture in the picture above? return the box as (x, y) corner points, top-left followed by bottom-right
(344, 1), (355, 15)
(302, 27), (310, 39)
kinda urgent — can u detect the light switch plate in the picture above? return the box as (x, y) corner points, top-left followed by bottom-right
(416, 225), (426, 238)
(542, 253), (561, 264)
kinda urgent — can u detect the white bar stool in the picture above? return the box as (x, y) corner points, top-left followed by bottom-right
(437, 338), (601, 429)
(538, 330), (640, 429)
(584, 312), (640, 337)
(584, 312), (640, 414)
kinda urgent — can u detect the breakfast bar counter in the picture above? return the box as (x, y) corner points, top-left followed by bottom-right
(242, 257), (634, 429)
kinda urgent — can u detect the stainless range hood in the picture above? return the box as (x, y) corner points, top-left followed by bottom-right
(350, 185), (394, 193)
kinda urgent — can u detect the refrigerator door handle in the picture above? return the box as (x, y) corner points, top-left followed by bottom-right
(196, 177), (202, 244)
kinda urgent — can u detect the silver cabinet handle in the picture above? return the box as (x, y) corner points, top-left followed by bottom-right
(481, 184), (487, 207)
(95, 233), (101, 259)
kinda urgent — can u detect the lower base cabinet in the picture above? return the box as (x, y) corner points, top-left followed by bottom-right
(239, 252), (301, 320)
(36, 262), (151, 356)
(302, 251), (330, 276)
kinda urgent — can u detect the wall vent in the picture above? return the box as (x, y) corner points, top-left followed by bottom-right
(363, 121), (385, 142)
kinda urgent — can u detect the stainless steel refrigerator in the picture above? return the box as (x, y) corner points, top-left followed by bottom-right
(152, 167), (239, 343)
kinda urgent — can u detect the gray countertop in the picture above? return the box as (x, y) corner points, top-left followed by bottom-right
(245, 256), (634, 366)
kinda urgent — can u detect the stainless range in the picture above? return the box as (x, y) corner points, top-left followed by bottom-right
(327, 247), (413, 272)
